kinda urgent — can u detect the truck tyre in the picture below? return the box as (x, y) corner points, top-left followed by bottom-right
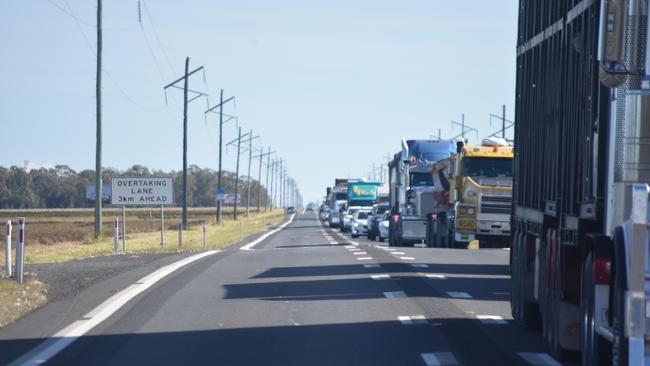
(580, 252), (608, 366)
(611, 226), (628, 366)
(513, 231), (540, 330)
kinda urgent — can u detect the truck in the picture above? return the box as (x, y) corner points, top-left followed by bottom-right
(388, 139), (454, 247)
(326, 179), (348, 228)
(427, 139), (514, 248)
(510, 1), (650, 365)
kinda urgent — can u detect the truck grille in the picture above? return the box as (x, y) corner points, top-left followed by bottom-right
(480, 195), (512, 214)
(419, 191), (436, 215)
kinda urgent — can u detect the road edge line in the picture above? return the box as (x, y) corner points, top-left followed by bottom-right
(10, 250), (220, 366)
(240, 214), (295, 250)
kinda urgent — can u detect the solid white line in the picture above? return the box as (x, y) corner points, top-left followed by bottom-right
(10, 250), (220, 366)
(241, 214), (295, 250)
(447, 291), (472, 299)
(364, 264), (381, 268)
(356, 257), (372, 260)
(425, 274), (447, 279)
(371, 274), (390, 280)
(344, 246), (356, 249)
(411, 264), (429, 268)
(400, 257), (416, 260)
(383, 291), (406, 298)
(348, 248), (362, 251)
(352, 252), (368, 255)
(392, 251), (406, 255)
(517, 352), (561, 366)
(476, 315), (507, 325)
(421, 352), (458, 366)
(398, 315), (413, 325)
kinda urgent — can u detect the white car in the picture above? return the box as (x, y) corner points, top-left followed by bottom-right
(341, 208), (358, 233)
(377, 212), (390, 242)
(351, 211), (371, 238)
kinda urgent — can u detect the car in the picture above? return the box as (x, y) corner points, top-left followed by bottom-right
(286, 206), (296, 214)
(350, 210), (371, 238)
(306, 206), (314, 212)
(341, 208), (358, 233)
(377, 212), (390, 242)
(366, 203), (390, 241)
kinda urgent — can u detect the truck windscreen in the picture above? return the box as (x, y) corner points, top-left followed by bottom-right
(335, 192), (347, 200)
(410, 173), (434, 186)
(463, 157), (512, 178)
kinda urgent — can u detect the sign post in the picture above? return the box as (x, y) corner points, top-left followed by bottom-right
(160, 205), (165, 248)
(202, 222), (207, 249)
(15, 218), (25, 284)
(5, 221), (11, 277)
(122, 206), (126, 253)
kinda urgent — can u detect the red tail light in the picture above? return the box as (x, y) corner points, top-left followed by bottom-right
(392, 215), (400, 224)
(594, 258), (610, 285)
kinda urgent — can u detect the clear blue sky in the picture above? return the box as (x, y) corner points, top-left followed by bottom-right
(0, 0), (518, 204)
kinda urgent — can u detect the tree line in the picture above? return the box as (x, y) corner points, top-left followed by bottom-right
(0, 164), (271, 209)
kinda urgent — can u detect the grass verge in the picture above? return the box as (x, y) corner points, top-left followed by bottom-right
(1, 209), (285, 264)
(0, 279), (47, 327)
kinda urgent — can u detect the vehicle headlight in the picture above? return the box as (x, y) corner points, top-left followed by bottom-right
(467, 208), (475, 215)
(466, 189), (476, 198)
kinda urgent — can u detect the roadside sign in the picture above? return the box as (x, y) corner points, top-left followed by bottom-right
(111, 177), (174, 206)
(216, 188), (226, 200)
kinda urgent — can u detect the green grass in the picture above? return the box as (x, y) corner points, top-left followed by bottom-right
(1, 209), (285, 264)
(0, 279), (47, 327)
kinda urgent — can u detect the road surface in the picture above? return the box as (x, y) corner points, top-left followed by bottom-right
(2, 213), (567, 365)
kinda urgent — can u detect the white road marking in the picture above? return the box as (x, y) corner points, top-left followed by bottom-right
(398, 315), (427, 325)
(383, 291), (407, 298)
(344, 245), (356, 249)
(421, 352), (459, 366)
(348, 248), (361, 251)
(364, 264), (381, 268)
(425, 274), (447, 279)
(328, 240), (338, 245)
(476, 315), (507, 325)
(241, 214), (295, 250)
(392, 251), (406, 255)
(517, 352), (561, 366)
(371, 274), (390, 280)
(356, 257), (372, 260)
(352, 252), (368, 255)
(348, 240), (360, 246)
(503, 247), (511, 251)
(10, 250), (220, 366)
(447, 291), (472, 299)
(382, 247), (397, 251)
(411, 264), (429, 268)
(400, 257), (416, 260)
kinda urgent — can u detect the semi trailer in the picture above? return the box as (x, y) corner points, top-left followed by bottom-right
(510, 1), (650, 365)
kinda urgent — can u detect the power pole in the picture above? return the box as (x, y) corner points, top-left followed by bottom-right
(451, 114), (478, 142)
(226, 128), (250, 220)
(94, 0), (103, 238)
(256, 147), (274, 212)
(163, 59), (206, 230)
(205, 90), (235, 224)
(244, 130), (260, 217)
(487, 106), (515, 141)
(270, 159), (277, 209)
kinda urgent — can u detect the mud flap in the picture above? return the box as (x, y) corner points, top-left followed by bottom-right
(558, 301), (581, 351)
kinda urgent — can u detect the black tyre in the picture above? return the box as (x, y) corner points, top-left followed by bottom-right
(580, 252), (609, 366)
(611, 226), (628, 366)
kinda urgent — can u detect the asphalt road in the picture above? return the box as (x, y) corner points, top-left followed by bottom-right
(2, 213), (567, 365)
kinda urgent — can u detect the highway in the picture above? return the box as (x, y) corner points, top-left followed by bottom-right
(3, 213), (566, 365)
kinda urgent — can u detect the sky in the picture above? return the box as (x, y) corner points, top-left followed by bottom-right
(0, 0), (519, 204)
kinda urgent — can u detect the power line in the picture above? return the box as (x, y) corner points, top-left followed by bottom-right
(141, 0), (176, 76)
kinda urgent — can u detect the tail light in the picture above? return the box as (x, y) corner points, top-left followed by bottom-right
(392, 215), (400, 224)
(594, 258), (610, 285)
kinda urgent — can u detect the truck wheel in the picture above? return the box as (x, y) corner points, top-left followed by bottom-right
(379, 237), (385, 242)
(580, 252), (608, 366)
(611, 226), (628, 366)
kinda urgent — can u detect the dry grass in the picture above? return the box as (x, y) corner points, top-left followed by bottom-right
(0, 278), (47, 327)
(0, 209), (285, 264)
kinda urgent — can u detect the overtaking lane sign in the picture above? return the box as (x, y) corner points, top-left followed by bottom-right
(111, 177), (174, 206)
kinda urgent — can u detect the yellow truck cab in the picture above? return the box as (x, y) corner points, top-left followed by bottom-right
(444, 139), (513, 248)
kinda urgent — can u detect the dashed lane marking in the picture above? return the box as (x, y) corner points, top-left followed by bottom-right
(364, 264), (381, 269)
(392, 251), (406, 255)
(447, 292), (472, 299)
(425, 274), (447, 279)
(353, 252), (368, 255)
(371, 274), (391, 280)
(411, 264), (429, 268)
(383, 291), (407, 298)
(517, 352), (561, 366)
(476, 315), (507, 324)
(400, 257), (416, 260)
(356, 257), (373, 260)
(420, 352), (459, 366)
(398, 315), (427, 325)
